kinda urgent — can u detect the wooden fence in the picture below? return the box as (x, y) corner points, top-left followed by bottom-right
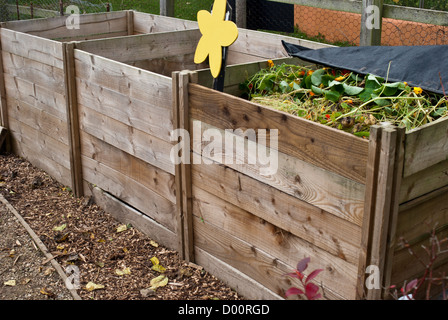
(0, 11), (446, 300)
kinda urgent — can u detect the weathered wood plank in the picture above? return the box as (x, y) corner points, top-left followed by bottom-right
(399, 158), (448, 204)
(9, 135), (71, 188)
(0, 28), (63, 69)
(75, 77), (173, 142)
(132, 11), (198, 34)
(2, 11), (128, 40)
(91, 186), (178, 250)
(64, 42), (84, 197)
(81, 155), (176, 232)
(80, 131), (176, 204)
(2, 51), (65, 95)
(192, 120), (365, 224)
(78, 104), (175, 175)
(396, 186), (448, 249)
(404, 117), (448, 177)
(189, 83), (369, 184)
(74, 49), (172, 111)
(3, 73), (66, 121)
(193, 184), (361, 270)
(193, 215), (349, 299)
(192, 160), (363, 258)
(75, 29), (201, 64)
(6, 95), (68, 145)
(194, 247), (283, 300)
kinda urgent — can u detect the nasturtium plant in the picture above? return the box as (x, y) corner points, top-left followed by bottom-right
(241, 63), (448, 137)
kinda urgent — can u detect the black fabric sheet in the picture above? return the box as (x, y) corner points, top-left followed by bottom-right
(282, 41), (448, 95)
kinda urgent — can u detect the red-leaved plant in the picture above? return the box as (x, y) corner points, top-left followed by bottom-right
(285, 257), (323, 300)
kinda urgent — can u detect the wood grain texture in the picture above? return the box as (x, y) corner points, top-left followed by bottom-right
(2, 51), (65, 95)
(132, 11), (198, 34)
(91, 186), (178, 250)
(3, 73), (66, 121)
(81, 155), (176, 232)
(192, 119), (366, 224)
(0, 28), (63, 68)
(193, 214), (348, 299)
(189, 83), (369, 184)
(75, 29), (201, 64)
(192, 161), (362, 264)
(2, 11), (127, 40)
(404, 117), (448, 177)
(75, 77), (173, 142)
(80, 131), (176, 204)
(78, 104), (175, 175)
(74, 49), (172, 110)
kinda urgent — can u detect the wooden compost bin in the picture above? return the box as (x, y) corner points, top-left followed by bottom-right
(0, 10), (198, 194)
(174, 58), (448, 300)
(0, 8), (331, 274)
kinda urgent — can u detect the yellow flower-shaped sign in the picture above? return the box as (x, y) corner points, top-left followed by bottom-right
(194, 0), (239, 78)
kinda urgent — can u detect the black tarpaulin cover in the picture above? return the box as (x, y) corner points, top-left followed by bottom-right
(282, 41), (448, 95)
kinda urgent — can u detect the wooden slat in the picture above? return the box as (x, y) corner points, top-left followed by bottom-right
(91, 186), (178, 250)
(2, 11), (128, 40)
(193, 214), (348, 299)
(2, 51), (65, 95)
(75, 29), (201, 64)
(74, 49), (172, 111)
(399, 158), (448, 204)
(403, 117), (448, 177)
(6, 95), (68, 145)
(81, 155), (176, 232)
(193, 185), (360, 294)
(8, 117), (70, 170)
(80, 131), (176, 204)
(132, 11), (198, 34)
(179, 71), (194, 263)
(78, 104), (175, 175)
(64, 42), (83, 197)
(396, 186), (448, 248)
(192, 160), (362, 262)
(3, 73), (66, 121)
(189, 83), (369, 184)
(0, 28), (63, 68)
(194, 247), (283, 300)
(9, 135), (71, 187)
(75, 77), (173, 142)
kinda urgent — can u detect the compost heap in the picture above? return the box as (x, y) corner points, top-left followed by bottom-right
(240, 43), (448, 138)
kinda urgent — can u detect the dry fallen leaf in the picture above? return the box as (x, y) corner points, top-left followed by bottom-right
(116, 224), (127, 233)
(40, 287), (54, 296)
(115, 267), (131, 276)
(53, 223), (67, 232)
(85, 282), (105, 291)
(4, 280), (16, 286)
(21, 278), (31, 285)
(150, 240), (159, 247)
(150, 257), (166, 273)
(149, 275), (168, 290)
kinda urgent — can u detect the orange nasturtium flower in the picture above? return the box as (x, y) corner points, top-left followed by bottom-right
(307, 70), (314, 76)
(267, 60), (275, 68)
(194, 0), (239, 78)
(413, 87), (423, 95)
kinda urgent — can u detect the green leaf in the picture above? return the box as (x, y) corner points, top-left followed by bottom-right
(53, 224), (67, 232)
(311, 69), (326, 86)
(325, 90), (341, 103)
(303, 75), (312, 89)
(342, 83), (364, 96)
(279, 80), (290, 93)
(150, 275), (169, 290)
(311, 85), (323, 95)
(353, 131), (370, 138)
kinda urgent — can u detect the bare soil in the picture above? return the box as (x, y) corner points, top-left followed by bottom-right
(0, 152), (242, 300)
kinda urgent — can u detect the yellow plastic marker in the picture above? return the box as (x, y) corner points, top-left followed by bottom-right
(194, 0), (239, 78)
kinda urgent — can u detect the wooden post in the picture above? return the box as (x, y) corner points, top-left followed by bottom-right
(360, 0), (383, 46)
(358, 124), (405, 299)
(59, 0), (64, 16)
(177, 70), (195, 263)
(0, 27), (10, 152)
(160, 0), (175, 17)
(236, 0), (247, 28)
(63, 42), (84, 197)
(126, 10), (134, 35)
